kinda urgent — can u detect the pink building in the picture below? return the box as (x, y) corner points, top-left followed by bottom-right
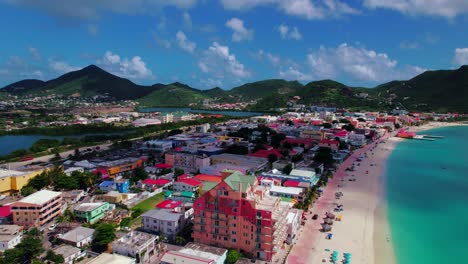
(11, 190), (64, 227)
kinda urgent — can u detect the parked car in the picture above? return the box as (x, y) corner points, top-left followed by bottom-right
(312, 214), (319, 220)
(48, 224), (57, 231)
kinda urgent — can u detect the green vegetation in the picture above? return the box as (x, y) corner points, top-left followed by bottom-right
(282, 163), (293, 175)
(226, 249), (242, 264)
(314, 147), (335, 166)
(138, 83), (208, 107)
(0, 228), (44, 264)
(131, 193), (164, 213)
(91, 223), (116, 253)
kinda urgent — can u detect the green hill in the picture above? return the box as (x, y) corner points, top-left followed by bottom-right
(1, 64), (467, 112)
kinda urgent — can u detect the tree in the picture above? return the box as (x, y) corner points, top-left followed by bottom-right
(282, 164), (293, 175)
(21, 186), (36, 196)
(314, 147), (335, 166)
(282, 141), (292, 150)
(267, 153), (278, 164)
(322, 123), (332, 129)
(339, 119), (350, 123)
(131, 167), (148, 184)
(91, 223), (116, 253)
(226, 249), (241, 264)
(339, 141), (349, 150)
(174, 168), (185, 177)
(291, 154), (303, 163)
(54, 174), (79, 190)
(225, 144), (248, 155)
(357, 117), (366, 122)
(14, 228), (44, 263)
(342, 123), (355, 132)
(44, 250), (64, 264)
(175, 236), (186, 245)
(270, 133), (286, 149)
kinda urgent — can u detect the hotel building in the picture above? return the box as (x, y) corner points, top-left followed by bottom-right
(192, 171), (297, 262)
(11, 190), (64, 227)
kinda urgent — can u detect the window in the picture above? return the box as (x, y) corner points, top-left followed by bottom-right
(232, 238), (237, 243)
(224, 191), (229, 196)
(232, 231), (236, 235)
(232, 216), (236, 220)
(167, 222), (172, 226)
(232, 223), (236, 227)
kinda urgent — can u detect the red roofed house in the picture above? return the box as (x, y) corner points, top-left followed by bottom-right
(248, 149), (283, 159)
(319, 139), (340, 151)
(283, 137), (315, 149)
(173, 179), (203, 192)
(194, 174), (223, 183)
(156, 199), (183, 210)
(155, 163), (172, 169)
(141, 179), (172, 191)
(283, 180), (301, 188)
(0, 205), (12, 224)
(177, 174), (191, 180)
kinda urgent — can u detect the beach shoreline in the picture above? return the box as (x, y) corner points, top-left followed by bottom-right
(286, 121), (464, 264)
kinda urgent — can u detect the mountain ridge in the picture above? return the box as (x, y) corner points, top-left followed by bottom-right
(1, 64), (467, 112)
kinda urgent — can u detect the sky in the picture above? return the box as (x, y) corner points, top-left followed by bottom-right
(0, 0), (467, 90)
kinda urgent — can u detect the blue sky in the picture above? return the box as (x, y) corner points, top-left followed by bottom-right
(0, 0), (467, 89)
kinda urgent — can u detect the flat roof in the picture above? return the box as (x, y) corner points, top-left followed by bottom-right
(290, 169), (316, 178)
(53, 245), (81, 258)
(270, 186), (303, 195)
(18, 190), (62, 205)
(75, 202), (108, 212)
(141, 209), (183, 222)
(0, 169), (26, 178)
(161, 250), (214, 264)
(88, 253), (135, 264)
(60, 226), (95, 243)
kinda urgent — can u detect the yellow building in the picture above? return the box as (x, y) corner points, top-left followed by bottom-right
(0, 169), (45, 195)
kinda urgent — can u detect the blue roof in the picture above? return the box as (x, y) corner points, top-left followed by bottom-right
(99, 181), (114, 187)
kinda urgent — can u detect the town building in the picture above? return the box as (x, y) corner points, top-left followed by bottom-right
(132, 118), (162, 127)
(319, 139), (340, 151)
(210, 153), (268, 173)
(11, 190), (64, 227)
(53, 245), (85, 264)
(0, 225), (23, 251)
(286, 209), (302, 244)
(142, 140), (173, 152)
(140, 179), (172, 191)
(112, 231), (158, 263)
(74, 202), (112, 224)
(88, 253), (135, 264)
(115, 179), (129, 193)
(0, 168), (44, 195)
(96, 157), (144, 178)
(99, 181), (115, 192)
(60, 226), (95, 247)
(173, 179), (203, 193)
(0, 206), (12, 224)
(160, 242), (227, 264)
(141, 208), (191, 239)
(348, 133), (367, 146)
(192, 171), (300, 262)
(165, 152), (210, 173)
(62, 190), (85, 204)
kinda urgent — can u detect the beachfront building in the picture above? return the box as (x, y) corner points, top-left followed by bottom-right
(192, 171), (298, 262)
(210, 153), (268, 173)
(268, 186), (305, 202)
(59, 226), (95, 247)
(11, 190), (64, 227)
(348, 133), (366, 147)
(112, 231), (158, 263)
(160, 242), (227, 264)
(261, 169), (319, 185)
(0, 225), (23, 251)
(286, 209), (302, 244)
(74, 202), (112, 224)
(165, 152), (211, 173)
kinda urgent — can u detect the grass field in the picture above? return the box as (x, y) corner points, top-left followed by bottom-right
(131, 193), (164, 212)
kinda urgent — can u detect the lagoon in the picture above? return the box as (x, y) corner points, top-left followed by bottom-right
(386, 126), (468, 264)
(139, 107), (263, 117)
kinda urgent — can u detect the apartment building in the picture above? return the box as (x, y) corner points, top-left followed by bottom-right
(209, 153), (268, 174)
(11, 190), (64, 227)
(143, 140), (173, 152)
(96, 157), (144, 178)
(112, 231), (158, 263)
(192, 171), (299, 262)
(165, 152), (210, 173)
(141, 209), (186, 239)
(74, 202), (111, 224)
(0, 225), (23, 251)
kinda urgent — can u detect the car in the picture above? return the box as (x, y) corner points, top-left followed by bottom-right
(48, 224), (57, 231)
(312, 214), (319, 220)
(78, 196), (85, 202)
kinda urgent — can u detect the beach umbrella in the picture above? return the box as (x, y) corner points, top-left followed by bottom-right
(321, 224), (332, 232)
(326, 212), (336, 218)
(324, 218), (333, 225)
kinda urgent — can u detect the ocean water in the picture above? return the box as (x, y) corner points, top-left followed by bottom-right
(386, 126), (468, 264)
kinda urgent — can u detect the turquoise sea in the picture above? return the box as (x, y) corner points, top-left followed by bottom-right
(386, 126), (468, 264)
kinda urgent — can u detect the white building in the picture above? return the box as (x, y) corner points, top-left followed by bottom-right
(141, 209), (186, 239)
(112, 231), (158, 263)
(143, 140), (173, 152)
(269, 186), (305, 202)
(286, 209), (302, 244)
(59, 226), (95, 247)
(0, 225), (22, 251)
(88, 253), (135, 264)
(132, 118), (162, 127)
(161, 243), (227, 264)
(348, 133), (366, 146)
(64, 167), (84, 176)
(53, 245), (85, 264)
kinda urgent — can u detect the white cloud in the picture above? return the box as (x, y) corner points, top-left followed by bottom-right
(97, 51), (153, 80)
(1, 0), (198, 20)
(198, 42), (251, 79)
(28, 47), (41, 60)
(225, 18), (253, 42)
(200, 78), (223, 88)
(87, 24), (99, 36)
(48, 59), (80, 74)
(306, 43), (423, 82)
(256, 50), (281, 66)
(279, 66), (312, 81)
(454, 48), (468, 66)
(176, 30), (196, 53)
(364, 0), (468, 18)
(152, 32), (171, 49)
(399, 40), (420, 50)
(221, 0), (358, 19)
(182, 11), (192, 29)
(277, 24), (302, 40)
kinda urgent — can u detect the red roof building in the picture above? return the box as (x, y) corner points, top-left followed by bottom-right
(142, 179), (171, 186)
(319, 139), (340, 151)
(156, 199), (183, 210)
(0, 206), (11, 218)
(155, 163), (172, 169)
(177, 174), (191, 180)
(194, 174), (223, 183)
(177, 179), (203, 187)
(248, 149), (283, 159)
(283, 180), (301, 188)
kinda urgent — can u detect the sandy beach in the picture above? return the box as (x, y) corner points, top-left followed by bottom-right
(287, 122), (466, 264)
